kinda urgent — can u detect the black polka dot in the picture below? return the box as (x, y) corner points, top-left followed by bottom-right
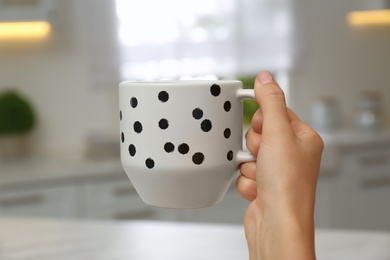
(129, 144), (136, 156)
(178, 143), (189, 154)
(210, 84), (221, 96)
(120, 111), (122, 121)
(224, 101), (231, 112)
(121, 132), (125, 143)
(130, 97), (138, 108)
(133, 121), (143, 133)
(192, 108), (203, 120)
(164, 142), (175, 153)
(224, 128), (231, 139)
(158, 91), (169, 102)
(192, 152), (205, 165)
(159, 119), (169, 130)
(201, 119), (212, 132)
(227, 150), (234, 161)
(145, 158), (155, 169)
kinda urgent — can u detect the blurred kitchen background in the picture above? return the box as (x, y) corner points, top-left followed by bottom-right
(1, 0), (390, 231)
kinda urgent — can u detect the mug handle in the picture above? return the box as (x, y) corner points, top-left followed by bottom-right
(236, 89), (257, 164)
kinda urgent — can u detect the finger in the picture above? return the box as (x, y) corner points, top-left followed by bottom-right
(245, 127), (261, 157)
(250, 108), (263, 134)
(236, 175), (257, 201)
(239, 162), (257, 181)
(254, 71), (293, 137)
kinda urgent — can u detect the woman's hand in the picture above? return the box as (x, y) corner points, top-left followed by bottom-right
(236, 71), (324, 260)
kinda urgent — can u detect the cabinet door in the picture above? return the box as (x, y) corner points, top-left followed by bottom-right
(315, 175), (349, 229)
(84, 178), (180, 221)
(338, 145), (390, 231)
(346, 175), (390, 231)
(0, 185), (79, 218)
(315, 178), (334, 228)
(341, 147), (390, 177)
(183, 188), (250, 224)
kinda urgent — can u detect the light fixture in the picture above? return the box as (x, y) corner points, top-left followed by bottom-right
(0, 21), (50, 39)
(347, 9), (390, 26)
(0, 0), (56, 40)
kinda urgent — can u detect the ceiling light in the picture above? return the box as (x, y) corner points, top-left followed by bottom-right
(0, 21), (50, 39)
(347, 9), (390, 26)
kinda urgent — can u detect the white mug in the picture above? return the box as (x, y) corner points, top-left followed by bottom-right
(119, 80), (255, 208)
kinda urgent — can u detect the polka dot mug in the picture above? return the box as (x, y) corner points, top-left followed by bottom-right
(119, 80), (256, 208)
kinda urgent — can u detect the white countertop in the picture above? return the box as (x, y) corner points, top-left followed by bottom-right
(1, 218), (390, 260)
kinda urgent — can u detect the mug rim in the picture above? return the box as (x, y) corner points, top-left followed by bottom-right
(119, 79), (242, 87)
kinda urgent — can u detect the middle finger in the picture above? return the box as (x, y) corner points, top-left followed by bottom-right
(246, 127), (261, 156)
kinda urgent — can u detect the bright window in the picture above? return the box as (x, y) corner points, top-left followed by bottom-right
(115, 0), (293, 86)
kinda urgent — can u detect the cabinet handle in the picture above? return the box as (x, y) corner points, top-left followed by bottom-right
(114, 209), (154, 220)
(0, 194), (43, 207)
(112, 186), (137, 197)
(360, 177), (390, 189)
(359, 154), (389, 167)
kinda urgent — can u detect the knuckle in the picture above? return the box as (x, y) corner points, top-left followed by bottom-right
(307, 130), (324, 151)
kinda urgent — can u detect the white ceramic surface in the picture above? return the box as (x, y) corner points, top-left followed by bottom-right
(119, 80), (255, 208)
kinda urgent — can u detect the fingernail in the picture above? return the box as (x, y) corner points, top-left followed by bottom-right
(258, 71), (274, 84)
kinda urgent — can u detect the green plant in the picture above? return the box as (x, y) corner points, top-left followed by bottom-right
(237, 75), (259, 125)
(0, 89), (36, 135)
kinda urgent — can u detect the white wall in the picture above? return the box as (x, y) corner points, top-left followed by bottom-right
(0, 0), (120, 157)
(290, 0), (390, 127)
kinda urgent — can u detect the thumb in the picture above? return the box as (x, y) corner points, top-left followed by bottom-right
(254, 71), (293, 137)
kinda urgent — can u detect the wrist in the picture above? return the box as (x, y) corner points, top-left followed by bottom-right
(262, 187), (317, 225)
(245, 201), (316, 260)
(259, 208), (316, 260)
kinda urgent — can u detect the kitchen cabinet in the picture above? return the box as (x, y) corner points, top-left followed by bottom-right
(346, 179), (390, 230)
(316, 130), (390, 231)
(183, 187), (249, 224)
(83, 176), (153, 220)
(342, 145), (390, 230)
(4, 130), (390, 229)
(315, 176), (342, 228)
(83, 176), (182, 221)
(0, 160), (248, 224)
(0, 185), (79, 218)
